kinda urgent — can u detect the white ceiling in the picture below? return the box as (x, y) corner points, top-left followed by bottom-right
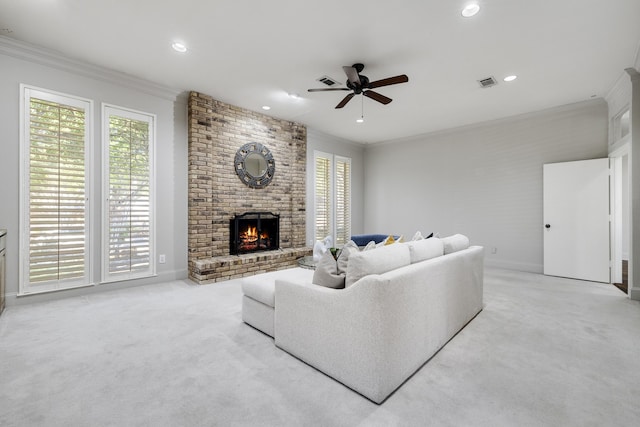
(1, 0), (639, 143)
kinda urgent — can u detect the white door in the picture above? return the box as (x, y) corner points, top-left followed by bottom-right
(543, 159), (610, 283)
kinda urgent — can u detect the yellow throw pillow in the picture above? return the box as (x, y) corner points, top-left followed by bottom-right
(384, 235), (395, 245)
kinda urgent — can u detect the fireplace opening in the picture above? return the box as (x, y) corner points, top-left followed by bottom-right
(230, 212), (279, 255)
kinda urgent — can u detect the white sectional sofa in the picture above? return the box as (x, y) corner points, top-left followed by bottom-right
(241, 236), (484, 403)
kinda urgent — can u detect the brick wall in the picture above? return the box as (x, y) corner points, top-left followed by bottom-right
(188, 92), (308, 283)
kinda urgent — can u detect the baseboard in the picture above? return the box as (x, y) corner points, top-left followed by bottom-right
(484, 258), (542, 274)
(5, 268), (189, 307)
(629, 287), (640, 301)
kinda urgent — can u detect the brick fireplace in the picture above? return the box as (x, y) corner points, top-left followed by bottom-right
(188, 92), (310, 284)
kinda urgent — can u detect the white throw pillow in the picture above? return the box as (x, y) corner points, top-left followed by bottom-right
(346, 243), (411, 287)
(406, 238), (444, 264)
(363, 240), (377, 251)
(312, 235), (332, 262)
(441, 234), (470, 254)
(312, 251), (345, 289)
(411, 231), (424, 241)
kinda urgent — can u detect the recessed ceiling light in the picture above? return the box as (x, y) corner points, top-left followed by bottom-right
(171, 42), (187, 53)
(461, 3), (480, 17)
(503, 75), (517, 82)
(356, 118), (364, 123)
(288, 93), (301, 99)
(262, 105), (271, 110)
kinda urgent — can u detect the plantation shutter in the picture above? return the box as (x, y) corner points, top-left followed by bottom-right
(22, 90), (91, 294)
(315, 155), (331, 241)
(335, 157), (351, 246)
(104, 107), (154, 281)
(313, 152), (352, 247)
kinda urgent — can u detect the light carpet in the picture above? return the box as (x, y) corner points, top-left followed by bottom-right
(0, 268), (639, 426)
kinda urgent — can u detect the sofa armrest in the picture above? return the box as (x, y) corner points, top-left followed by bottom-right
(275, 275), (407, 403)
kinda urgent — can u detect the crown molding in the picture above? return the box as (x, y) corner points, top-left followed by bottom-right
(626, 67), (640, 81)
(366, 98), (606, 149)
(0, 35), (180, 101)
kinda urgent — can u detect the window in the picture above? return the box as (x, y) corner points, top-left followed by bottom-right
(314, 151), (351, 246)
(334, 157), (351, 246)
(315, 154), (331, 242)
(20, 87), (92, 294)
(102, 105), (155, 282)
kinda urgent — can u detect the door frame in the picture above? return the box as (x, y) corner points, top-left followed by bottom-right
(609, 141), (630, 295)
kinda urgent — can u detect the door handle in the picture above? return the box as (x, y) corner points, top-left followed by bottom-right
(545, 224), (551, 229)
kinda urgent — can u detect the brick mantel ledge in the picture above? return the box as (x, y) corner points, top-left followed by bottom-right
(190, 247), (312, 284)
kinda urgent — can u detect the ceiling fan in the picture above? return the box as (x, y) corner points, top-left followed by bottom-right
(308, 63), (409, 109)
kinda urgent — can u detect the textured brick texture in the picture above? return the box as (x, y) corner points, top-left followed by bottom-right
(188, 92), (309, 284)
(191, 247), (312, 284)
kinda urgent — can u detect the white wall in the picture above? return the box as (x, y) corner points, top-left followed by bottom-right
(0, 38), (188, 304)
(306, 129), (365, 246)
(363, 100), (608, 273)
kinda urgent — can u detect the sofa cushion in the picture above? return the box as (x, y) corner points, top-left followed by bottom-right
(346, 242), (411, 287)
(442, 234), (470, 254)
(406, 237), (444, 264)
(312, 251), (346, 289)
(242, 268), (314, 307)
(242, 280), (276, 308)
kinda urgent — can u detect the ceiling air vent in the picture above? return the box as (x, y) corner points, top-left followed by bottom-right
(478, 76), (498, 88)
(317, 75), (341, 87)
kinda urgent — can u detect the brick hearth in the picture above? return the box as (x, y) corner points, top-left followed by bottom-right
(188, 92), (310, 284)
(191, 247), (311, 284)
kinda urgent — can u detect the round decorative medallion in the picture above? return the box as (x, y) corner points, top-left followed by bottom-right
(234, 142), (275, 188)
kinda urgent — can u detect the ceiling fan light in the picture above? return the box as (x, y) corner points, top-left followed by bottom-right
(461, 3), (480, 18)
(171, 42), (187, 53)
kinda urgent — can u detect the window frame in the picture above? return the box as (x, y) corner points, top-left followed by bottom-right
(19, 85), (94, 295)
(101, 104), (156, 283)
(313, 151), (352, 247)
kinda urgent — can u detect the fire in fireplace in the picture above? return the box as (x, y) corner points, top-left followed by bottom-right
(230, 212), (279, 255)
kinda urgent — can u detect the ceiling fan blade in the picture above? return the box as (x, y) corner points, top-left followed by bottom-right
(368, 74), (409, 89)
(343, 66), (360, 87)
(308, 88), (351, 92)
(363, 90), (392, 105)
(335, 93), (355, 109)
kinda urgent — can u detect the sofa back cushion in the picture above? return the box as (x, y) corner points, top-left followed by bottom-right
(346, 242), (411, 287)
(406, 237), (444, 264)
(441, 234), (470, 254)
